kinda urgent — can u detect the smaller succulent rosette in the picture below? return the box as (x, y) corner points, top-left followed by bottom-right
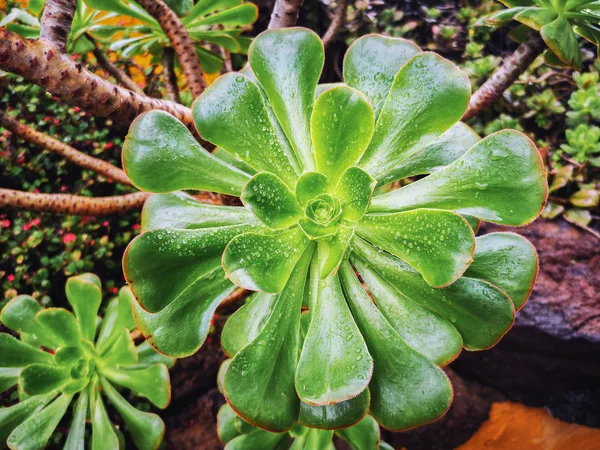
(122, 28), (547, 432)
(0, 273), (174, 450)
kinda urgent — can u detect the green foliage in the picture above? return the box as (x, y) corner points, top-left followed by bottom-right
(121, 29), (546, 433)
(0, 274), (175, 450)
(484, 0), (600, 69)
(561, 123), (600, 165)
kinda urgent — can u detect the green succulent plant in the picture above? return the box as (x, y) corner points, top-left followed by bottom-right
(484, 0), (600, 69)
(86, 0), (257, 73)
(560, 123), (600, 165)
(121, 28), (547, 432)
(0, 273), (175, 450)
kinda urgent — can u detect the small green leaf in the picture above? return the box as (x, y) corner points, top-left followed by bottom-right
(223, 227), (310, 293)
(54, 346), (84, 366)
(99, 328), (137, 367)
(295, 172), (334, 207)
(465, 233), (538, 310)
(357, 209), (475, 287)
(65, 273), (102, 342)
(134, 267), (235, 357)
(0, 368), (21, 394)
(7, 393), (73, 450)
(541, 14), (582, 69)
(291, 428), (333, 450)
(189, 3), (258, 26)
(217, 359), (231, 393)
(100, 377), (166, 450)
(343, 34), (420, 118)
(193, 73), (301, 186)
(249, 28), (324, 171)
(296, 260), (372, 405)
(96, 289), (136, 354)
(19, 364), (71, 396)
(242, 172), (302, 229)
(0, 333), (53, 367)
(102, 364), (171, 409)
(225, 245), (313, 432)
(1, 296), (59, 349)
(335, 415), (380, 450)
(317, 225), (355, 279)
(123, 110), (250, 195)
(35, 308), (81, 347)
(336, 167), (377, 222)
(299, 388), (370, 430)
(354, 258), (462, 366)
(358, 52), (470, 184)
(225, 428), (292, 450)
(184, 0), (242, 23)
(370, 131), (548, 226)
(142, 192), (256, 232)
(218, 403), (242, 444)
(312, 86), (374, 183)
(221, 291), (275, 357)
(514, 7), (557, 30)
(64, 391), (88, 450)
(136, 341), (176, 368)
(0, 393), (56, 444)
(90, 380), (120, 450)
(339, 262), (452, 431)
(125, 224), (260, 312)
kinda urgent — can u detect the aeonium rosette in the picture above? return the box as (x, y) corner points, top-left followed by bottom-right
(121, 28), (548, 433)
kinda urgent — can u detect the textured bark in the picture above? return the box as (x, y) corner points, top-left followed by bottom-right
(162, 47), (181, 103)
(136, 0), (206, 97)
(91, 39), (144, 95)
(268, 0), (304, 29)
(0, 29), (192, 127)
(321, 0), (348, 48)
(0, 111), (131, 186)
(463, 33), (545, 121)
(39, 0), (76, 54)
(0, 189), (149, 215)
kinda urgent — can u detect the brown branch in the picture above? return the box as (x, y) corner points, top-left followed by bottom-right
(268, 0), (304, 29)
(463, 33), (545, 121)
(321, 0), (348, 48)
(0, 111), (131, 186)
(136, 0), (206, 97)
(39, 0), (76, 54)
(90, 37), (144, 95)
(161, 47), (181, 103)
(0, 189), (149, 216)
(0, 29), (192, 127)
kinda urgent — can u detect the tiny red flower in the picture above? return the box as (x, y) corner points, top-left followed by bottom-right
(44, 116), (51, 122)
(73, 107), (81, 113)
(104, 142), (114, 150)
(7, 274), (15, 282)
(53, 119), (60, 125)
(132, 224), (141, 230)
(62, 233), (76, 244)
(109, 287), (118, 294)
(2, 220), (10, 227)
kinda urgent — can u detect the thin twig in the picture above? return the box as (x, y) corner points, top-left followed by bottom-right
(321, 0), (349, 48)
(0, 189), (149, 216)
(161, 47), (181, 103)
(89, 36), (144, 95)
(0, 111), (131, 186)
(269, 0), (305, 29)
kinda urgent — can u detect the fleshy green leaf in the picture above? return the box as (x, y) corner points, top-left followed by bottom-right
(514, 7), (557, 30)
(134, 267), (235, 357)
(136, 340), (176, 368)
(123, 110), (250, 196)
(241, 172), (302, 229)
(0, 368), (21, 394)
(1, 296), (59, 349)
(102, 364), (171, 409)
(90, 380), (120, 450)
(221, 291), (275, 357)
(95, 287), (136, 354)
(0, 333), (53, 367)
(336, 167), (377, 222)
(225, 428), (292, 450)
(64, 391), (88, 450)
(249, 28), (324, 171)
(101, 377), (166, 450)
(298, 388), (370, 430)
(54, 346), (84, 366)
(312, 86), (374, 183)
(225, 245), (313, 432)
(184, 0), (242, 23)
(317, 225), (355, 279)
(465, 232), (538, 310)
(65, 273), (102, 342)
(541, 14), (582, 69)
(189, 3), (258, 26)
(296, 261), (372, 405)
(0, 393), (55, 444)
(99, 328), (137, 366)
(358, 52), (470, 184)
(218, 403), (242, 444)
(343, 34), (420, 118)
(223, 227), (310, 293)
(335, 415), (380, 450)
(141, 192), (256, 232)
(339, 262), (452, 431)
(19, 364), (71, 396)
(370, 131), (548, 226)
(291, 428), (333, 450)
(124, 224), (260, 312)
(295, 172), (334, 207)
(352, 238), (515, 351)
(193, 73), (301, 186)
(35, 308), (81, 347)
(354, 258), (462, 365)
(357, 209), (475, 287)
(7, 393), (73, 450)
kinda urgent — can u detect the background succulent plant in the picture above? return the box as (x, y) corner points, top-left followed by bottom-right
(0, 273), (175, 450)
(484, 0), (600, 69)
(125, 27), (547, 432)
